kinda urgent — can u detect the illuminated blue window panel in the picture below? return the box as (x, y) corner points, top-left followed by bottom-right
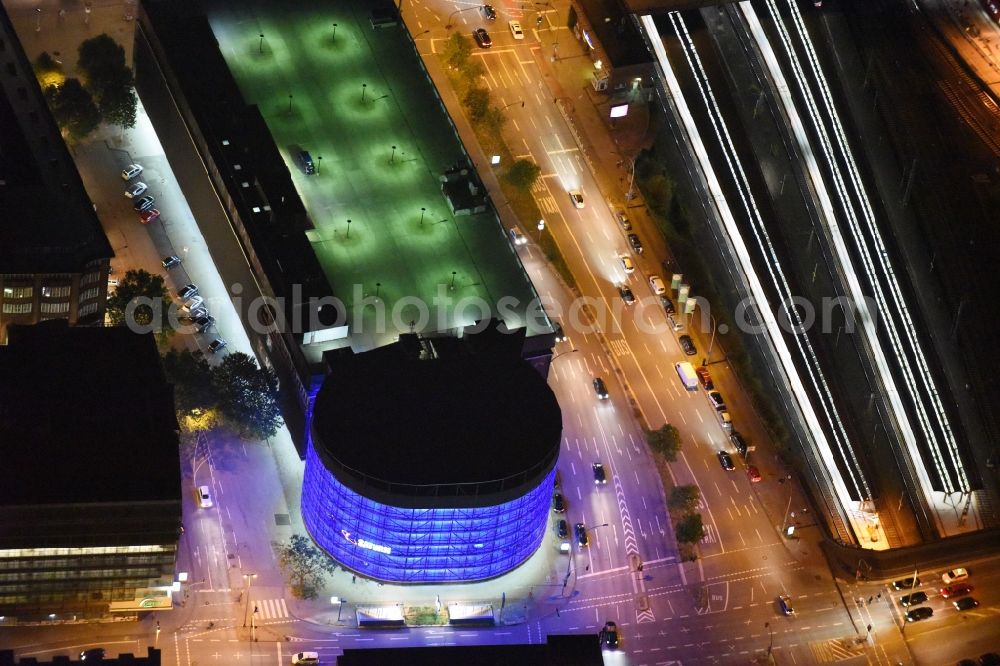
(302, 445), (555, 583)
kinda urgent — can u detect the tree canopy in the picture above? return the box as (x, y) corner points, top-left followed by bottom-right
(162, 349), (214, 415)
(443, 32), (472, 68)
(505, 159), (541, 191)
(675, 513), (705, 544)
(276, 534), (338, 599)
(647, 424), (682, 461)
(44, 79), (100, 141)
(212, 352), (283, 440)
(668, 485), (701, 514)
(77, 34), (136, 131)
(105, 269), (170, 328)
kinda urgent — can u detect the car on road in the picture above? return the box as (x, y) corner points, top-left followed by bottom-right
(194, 315), (216, 333)
(746, 465), (762, 483)
(208, 338), (228, 354)
(980, 654), (1000, 666)
(197, 485), (213, 508)
(620, 255), (635, 274)
(553, 321), (567, 343)
(509, 20), (525, 39)
(718, 450), (735, 471)
(593, 377), (609, 400)
(731, 431), (748, 457)
(568, 189), (584, 208)
(898, 591), (927, 606)
(942, 568), (969, 584)
(627, 233), (643, 254)
(618, 283), (636, 306)
(777, 594), (794, 615)
(184, 306), (209, 321)
(696, 366), (713, 389)
(81, 649), (106, 661)
(679, 335), (697, 356)
(707, 390), (726, 411)
(905, 607), (933, 622)
(940, 583), (973, 598)
(553, 493), (566, 513)
(124, 181), (148, 199)
(133, 195), (155, 212)
(481, 4), (497, 20)
(601, 620), (620, 649)
(162, 255), (182, 269)
(121, 164), (143, 181)
(473, 28), (493, 48)
(574, 522), (589, 547)
(509, 227), (527, 245)
(182, 295), (204, 312)
(593, 462), (607, 485)
(953, 597), (979, 611)
(893, 577), (921, 590)
(556, 519), (569, 539)
(139, 208), (160, 224)
(616, 211), (631, 230)
(291, 653), (320, 666)
(648, 274), (666, 295)
(177, 284), (199, 300)
(660, 295), (675, 315)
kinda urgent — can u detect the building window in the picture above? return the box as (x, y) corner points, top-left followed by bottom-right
(2, 303), (32, 314)
(80, 287), (99, 302)
(40, 302), (70, 314)
(79, 302), (99, 317)
(41, 286), (71, 298)
(3, 286), (33, 299)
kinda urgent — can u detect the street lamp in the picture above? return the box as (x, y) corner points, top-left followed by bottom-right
(287, 94), (293, 113)
(420, 207), (426, 226)
(346, 219), (352, 239)
(362, 83), (368, 102)
(258, 33), (264, 54)
(317, 155), (322, 174)
(242, 573), (257, 627)
(502, 100), (525, 111)
(390, 145), (397, 164)
(551, 348), (579, 363)
(765, 621), (774, 657)
(445, 5), (478, 28)
(331, 596), (346, 621)
(537, 219), (545, 241)
(702, 312), (717, 366)
(332, 23), (338, 42)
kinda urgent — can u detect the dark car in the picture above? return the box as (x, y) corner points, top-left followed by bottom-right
(574, 522), (589, 547)
(899, 591), (928, 607)
(980, 654), (1000, 666)
(133, 195), (155, 212)
(660, 295), (676, 315)
(601, 621), (620, 649)
(299, 150), (315, 175)
(892, 577), (921, 590)
(593, 377), (609, 400)
(162, 255), (182, 269)
(553, 321), (567, 343)
(627, 233), (643, 254)
(954, 597), (979, 611)
(618, 284), (636, 305)
(718, 450), (735, 471)
(679, 335), (697, 356)
(556, 519), (569, 539)
(552, 493), (566, 513)
(473, 28), (492, 48)
(593, 462), (607, 485)
(905, 607), (933, 622)
(80, 649), (106, 661)
(616, 211), (631, 230)
(777, 594), (794, 615)
(731, 431), (749, 457)
(707, 390), (726, 411)
(481, 3), (497, 20)
(177, 283), (199, 300)
(194, 315), (216, 333)
(208, 338), (227, 354)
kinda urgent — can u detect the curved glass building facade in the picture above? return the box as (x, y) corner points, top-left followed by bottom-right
(302, 445), (555, 583)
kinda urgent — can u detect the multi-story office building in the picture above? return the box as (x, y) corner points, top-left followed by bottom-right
(0, 323), (181, 623)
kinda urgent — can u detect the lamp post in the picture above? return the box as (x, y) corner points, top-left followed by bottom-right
(765, 621), (774, 658)
(445, 6), (478, 28)
(420, 207), (426, 226)
(390, 145), (397, 164)
(537, 219), (545, 241)
(502, 100), (525, 111)
(287, 94), (293, 113)
(702, 313), (717, 367)
(551, 348), (579, 363)
(450, 271), (457, 290)
(317, 156), (322, 175)
(362, 83), (367, 102)
(625, 157), (637, 201)
(332, 596), (346, 621)
(258, 33), (264, 54)
(242, 573), (257, 627)
(332, 23), (338, 42)
(346, 219), (352, 239)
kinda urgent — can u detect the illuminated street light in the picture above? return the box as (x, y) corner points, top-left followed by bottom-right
(258, 33), (264, 54)
(242, 573), (257, 627)
(332, 23), (338, 42)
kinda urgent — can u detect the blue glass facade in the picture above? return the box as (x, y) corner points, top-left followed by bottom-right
(302, 445), (555, 583)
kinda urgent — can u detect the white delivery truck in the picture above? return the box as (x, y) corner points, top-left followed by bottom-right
(675, 362), (698, 391)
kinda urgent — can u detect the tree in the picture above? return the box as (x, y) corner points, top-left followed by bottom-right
(505, 159), (541, 191)
(34, 51), (61, 76)
(44, 79), (101, 140)
(443, 32), (472, 69)
(675, 513), (705, 544)
(668, 485), (701, 514)
(463, 87), (491, 122)
(78, 34), (128, 91)
(276, 534), (338, 599)
(212, 352), (283, 440)
(100, 84), (137, 131)
(105, 269), (170, 327)
(459, 58), (485, 82)
(646, 424), (682, 461)
(162, 349), (216, 415)
(644, 173), (675, 218)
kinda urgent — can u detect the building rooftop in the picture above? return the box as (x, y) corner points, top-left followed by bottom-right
(0, 4), (113, 274)
(0, 322), (179, 506)
(335, 634), (603, 665)
(577, 0), (654, 67)
(620, 0), (723, 14)
(311, 322), (562, 489)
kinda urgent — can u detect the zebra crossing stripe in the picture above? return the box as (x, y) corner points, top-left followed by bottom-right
(255, 598), (288, 619)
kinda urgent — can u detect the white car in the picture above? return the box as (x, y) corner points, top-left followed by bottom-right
(941, 568), (969, 584)
(291, 652), (320, 665)
(568, 190), (584, 208)
(509, 20), (524, 39)
(620, 255), (635, 274)
(509, 228), (527, 245)
(121, 163), (143, 180)
(197, 485), (213, 508)
(124, 181), (148, 199)
(649, 274), (666, 295)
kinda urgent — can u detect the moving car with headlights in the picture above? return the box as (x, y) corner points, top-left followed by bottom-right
(777, 594), (794, 615)
(620, 255), (635, 274)
(892, 577), (921, 590)
(482, 4), (497, 19)
(593, 378), (609, 400)
(509, 227), (527, 245)
(473, 27), (493, 48)
(954, 597), (979, 611)
(618, 283), (636, 305)
(601, 621), (620, 649)
(568, 189), (584, 208)
(593, 462), (607, 484)
(718, 450), (735, 471)
(574, 522), (589, 547)
(197, 485), (213, 508)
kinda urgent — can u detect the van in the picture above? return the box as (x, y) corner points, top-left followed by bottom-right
(675, 362), (698, 391)
(291, 652), (320, 665)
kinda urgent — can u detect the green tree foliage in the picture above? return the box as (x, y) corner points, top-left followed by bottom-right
(443, 32), (472, 69)
(277, 534), (338, 599)
(646, 424), (682, 461)
(644, 173), (675, 218)
(505, 159), (541, 191)
(44, 79), (101, 140)
(463, 87), (491, 122)
(100, 85), (137, 130)
(33, 51), (62, 76)
(77, 34), (136, 131)
(675, 513), (705, 544)
(459, 57), (485, 82)
(212, 352), (283, 440)
(668, 485), (701, 513)
(162, 349), (215, 415)
(105, 269), (169, 327)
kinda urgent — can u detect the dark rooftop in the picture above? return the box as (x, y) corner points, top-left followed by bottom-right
(0, 322), (179, 506)
(620, 0), (723, 14)
(0, 4), (113, 274)
(335, 634), (602, 665)
(577, 0), (654, 67)
(311, 323), (562, 487)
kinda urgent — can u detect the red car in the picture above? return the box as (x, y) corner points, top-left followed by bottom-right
(139, 208), (160, 224)
(696, 366), (713, 390)
(746, 465), (762, 483)
(939, 583), (973, 598)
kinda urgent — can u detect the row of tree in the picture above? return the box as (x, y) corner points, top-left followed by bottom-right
(646, 424), (707, 550)
(35, 34), (137, 141)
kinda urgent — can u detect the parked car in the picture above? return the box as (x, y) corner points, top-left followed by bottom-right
(574, 522), (589, 547)
(731, 431), (749, 457)
(620, 255), (635, 274)
(125, 181), (148, 199)
(696, 366), (713, 390)
(194, 315), (216, 333)
(208, 338), (228, 354)
(707, 390), (726, 411)
(182, 296), (204, 312)
(940, 583), (973, 598)
(139, 208), (160, 224)
(777, 594), (794, 615)
(899, 591), (928, 607)
(679, 335), (697, 356)
(893, 577), (921, 590)
(905, 607), (933, 622)
(133, 195), (155, 212)
(648, 274), (666, 295)
(162, 255), (182, 269)
(718, 450), (735, 471)
(473, 28), (493, 48)
(627, 233), (643, 254)
(568, 189), (584, 208)
(121, 163), (143, 180)
(660, 295), (676, 315)
(81, 649), (106, 661)
(481, 4), (497, 20)
(942, 568), (969, 584)
(618, 284), (636, 305)
(592, 462), (607, 485)
(593, 378), (609, 400)
(601, 620), (620, 649)
(616, 211), (631, 230)
(954, 597), (979, 611)
(291, 653), (320, 666)
(552, 493), (566, 513)
(509, 20), (525, 39)
(197, 485), (213, 508)
(177, 284), (199, 300)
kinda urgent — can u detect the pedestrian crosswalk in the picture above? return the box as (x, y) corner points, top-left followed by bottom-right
(700, 524), (717, 544)
(252, 598), (289, 620)
(809, 638), (866, 663)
